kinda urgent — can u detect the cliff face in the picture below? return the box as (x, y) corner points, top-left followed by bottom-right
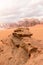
(0, 27), (43, 65)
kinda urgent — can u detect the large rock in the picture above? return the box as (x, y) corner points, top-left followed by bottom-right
(0, 27), (43, 65)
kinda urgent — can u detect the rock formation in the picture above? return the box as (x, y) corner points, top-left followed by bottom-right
(0, 27), (43, 65)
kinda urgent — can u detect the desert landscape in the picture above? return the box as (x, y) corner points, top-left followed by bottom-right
(0, 19), (43, 65)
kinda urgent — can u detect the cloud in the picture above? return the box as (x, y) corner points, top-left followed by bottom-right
(0, 0), (43, 23)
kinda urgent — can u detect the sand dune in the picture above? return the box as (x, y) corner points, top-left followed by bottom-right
(0, 28), (15, 40)
(30, 24), (43, 40)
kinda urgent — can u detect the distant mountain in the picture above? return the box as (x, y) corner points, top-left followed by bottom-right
(8, 23), (18, 28)
(40, 19), (43, 24)
(0, 18), (41, 29)
(0, 23), (18, 29)
(18, 18), (40, 27)
(0, 24), (9, 29)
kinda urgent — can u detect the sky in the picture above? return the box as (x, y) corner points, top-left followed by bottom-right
(0, 0), (43, 23)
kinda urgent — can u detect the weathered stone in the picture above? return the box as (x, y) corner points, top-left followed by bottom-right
(13, 27), (33, 38)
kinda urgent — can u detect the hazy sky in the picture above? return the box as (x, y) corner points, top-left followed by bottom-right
(0, 0), (43, 23)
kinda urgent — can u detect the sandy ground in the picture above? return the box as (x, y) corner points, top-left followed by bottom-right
(0, 28), (14, 40)
(29, 24), (43, 40)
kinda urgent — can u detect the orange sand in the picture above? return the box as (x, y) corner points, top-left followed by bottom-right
(29, 24), (43, 40)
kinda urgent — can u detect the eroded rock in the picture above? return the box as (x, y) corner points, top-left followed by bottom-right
(0, 27), (42, 65)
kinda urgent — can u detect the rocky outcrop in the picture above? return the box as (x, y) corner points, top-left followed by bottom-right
(0, 27), (43, 65)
